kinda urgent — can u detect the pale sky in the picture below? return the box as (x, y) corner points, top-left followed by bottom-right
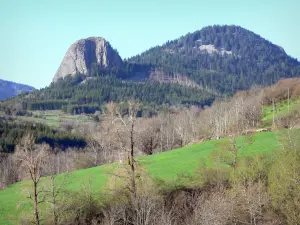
(0, 0), (299, 88)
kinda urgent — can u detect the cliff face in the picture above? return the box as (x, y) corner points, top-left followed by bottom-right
(53, 37), (123, 82)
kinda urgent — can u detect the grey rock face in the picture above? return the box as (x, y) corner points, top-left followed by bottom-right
(53, 37), (123, 82)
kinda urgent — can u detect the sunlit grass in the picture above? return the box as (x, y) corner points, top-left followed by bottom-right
(0, 131), (280, 224)
(263, 97), (300, 123)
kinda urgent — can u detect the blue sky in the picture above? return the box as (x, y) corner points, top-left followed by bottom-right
(0, 0), (299, 88)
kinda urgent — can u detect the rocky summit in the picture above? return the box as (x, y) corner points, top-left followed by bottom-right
(53, 37), (123, 82)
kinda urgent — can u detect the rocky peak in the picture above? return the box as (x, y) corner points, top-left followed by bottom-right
(53, 37), (123, 82)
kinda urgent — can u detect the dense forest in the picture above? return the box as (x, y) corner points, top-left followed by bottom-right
(19, 75), (215, 113)
(129, 25), (300, 94)
(0, 117), (86, 153)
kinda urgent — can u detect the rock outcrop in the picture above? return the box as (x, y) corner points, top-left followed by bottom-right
(53, 37), (123, 82)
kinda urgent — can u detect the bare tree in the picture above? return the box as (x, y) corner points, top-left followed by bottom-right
(115, 100), (140, 200)
(42, 153), (70, 225)
(15, 133), (50, 225)
(231, 181), (270, 225)
(131, 193), (161, 225)
(193, 189), (234, 225)
(0, 153), (18, 188)
(87, 136), (103, 166)
(139, 118), (160, 155)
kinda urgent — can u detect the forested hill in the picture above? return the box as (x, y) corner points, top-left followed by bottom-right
(0, 79), (35, 100)
(20, 75), (214, 114)
(8, 25), (300, 112)
(129, 25), (300, 94)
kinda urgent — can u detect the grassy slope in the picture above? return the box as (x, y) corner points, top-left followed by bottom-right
(16, 110), (96, 128)
(263, 97), (300, 125)
(0, 131), (280, 224)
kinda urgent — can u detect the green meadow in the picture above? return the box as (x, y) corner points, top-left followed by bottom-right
(263, 97), (300, 125)
(0, 131), (280, 225)
(16, 110), (96, 128)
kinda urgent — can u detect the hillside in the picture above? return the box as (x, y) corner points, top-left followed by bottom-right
(16, 75), (215, 113)
(129, 25), (300, 94)
(0, 79), (35, 101)
(1, 78), (300, 224)
(0, 131), (280, 225)
(0, 116), (86, 153)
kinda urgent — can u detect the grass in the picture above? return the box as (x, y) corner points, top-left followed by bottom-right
(17, 116), (61, 127)
(263, 97), (300, 124)
(0, 131), (280, 225)
(15, 110), (96, 128)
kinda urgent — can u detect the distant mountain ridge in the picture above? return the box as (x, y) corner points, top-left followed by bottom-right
(0, 79), (35, 100)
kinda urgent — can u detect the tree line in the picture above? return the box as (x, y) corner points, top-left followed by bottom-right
(20, 75), (215, 113)
(0, 118), (86, 153)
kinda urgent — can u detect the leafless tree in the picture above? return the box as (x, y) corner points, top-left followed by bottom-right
(192, 189), (234, 225)
(138, 118), (160, 155)
(41, 152), (71, 225)
(231, 181), (270, 225)
(100, 203), (125, 225)
(0, 153), (18, 188)
(115, 100), (140, 200)
(15, 133), (50, 225)
(125, 190), (162, 225)
(87, 136), (103, 166)
(61, 121), (74, 132)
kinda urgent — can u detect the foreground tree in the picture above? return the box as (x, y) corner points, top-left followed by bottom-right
(115, 100), (140, 200)
(15, 134), (49, 225)
(42, 153), (71, 225)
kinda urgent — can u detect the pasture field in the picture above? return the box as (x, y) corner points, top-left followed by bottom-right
(16, 110), (96, 128)
(263, 97), (300, 125)
(0, 131), (280, 225)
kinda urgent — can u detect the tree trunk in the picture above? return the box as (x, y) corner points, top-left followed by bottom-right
(51, 176), (58, 225)
(130, 122), (136, 200)
(33, 181), (40, 225)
